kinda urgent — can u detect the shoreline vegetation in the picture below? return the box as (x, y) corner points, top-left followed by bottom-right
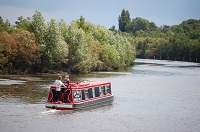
(0, 9), (200, 74)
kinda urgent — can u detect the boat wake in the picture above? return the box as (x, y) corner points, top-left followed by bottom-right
(40, 109), (59, 115)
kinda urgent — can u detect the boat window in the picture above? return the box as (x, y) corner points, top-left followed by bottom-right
(73, 90), (81, 102)
(95, 87), (100, 97)
(81, 90), (85, 100)
(100, 86), (106, 96)
(106, 85), (111, 94)
(88, 88), (93, 98)
(84, 89), (89, 100)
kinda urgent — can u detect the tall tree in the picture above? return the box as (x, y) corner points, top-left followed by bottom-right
(58, 19), (67, 38)
(31, 11), (47, 70)
(65, 23), (91, 73)
(118, 9), (131, 32)
(31, 11), (46, 45)
(44, 19), (68, 69)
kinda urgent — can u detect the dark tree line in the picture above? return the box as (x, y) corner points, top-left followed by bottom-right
(118, 9), (200, 62)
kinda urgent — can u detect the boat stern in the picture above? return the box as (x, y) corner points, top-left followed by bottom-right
(45, 102), (73, 110)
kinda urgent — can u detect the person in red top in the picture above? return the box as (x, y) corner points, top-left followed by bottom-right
(64, 75), (70, 88)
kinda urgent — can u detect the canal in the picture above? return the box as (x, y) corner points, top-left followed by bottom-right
(0, 59), (200, 132)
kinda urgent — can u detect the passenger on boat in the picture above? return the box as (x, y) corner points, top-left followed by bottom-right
(64, 75), (70, 88)
(54, 76), (67, 101)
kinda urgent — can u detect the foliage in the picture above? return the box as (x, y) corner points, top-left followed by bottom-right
(134, 32), (200, 62)
(117, 9), (200, 63)
(43, 19), (68, 70)
(0, 30), (41, 73)
(31, 11), (46, 45)
(0, 17), (14, 33)
(65, 23), (91, 73)
(65, 18), (135, 73)
(118, 9), (131, 32)
(0, 11), (136, 74)
(2, 9), (199, 74)
(15, 16), (32, 31)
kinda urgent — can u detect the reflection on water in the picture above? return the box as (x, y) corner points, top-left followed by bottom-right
(0, 59), (200, 132)
(0, 79), (26, 85)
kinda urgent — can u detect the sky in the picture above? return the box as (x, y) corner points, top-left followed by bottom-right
(0, 0), (200, 28)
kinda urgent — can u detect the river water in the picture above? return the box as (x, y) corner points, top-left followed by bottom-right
(0, 59), (200, 132)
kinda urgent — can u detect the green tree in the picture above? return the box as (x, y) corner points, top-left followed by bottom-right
(15, 16), (32, 31)
(131, 17), (150, 35)
(43, 19), (68, 69)
(0, 17), (14, 33)
(118, 9), (131, 32)
(31, 11), (47, 71)
(31, 11), (46, 46)
(180, 19), (200, 39)
(65, 23), (92, 73)
(58, 19), (68, 38)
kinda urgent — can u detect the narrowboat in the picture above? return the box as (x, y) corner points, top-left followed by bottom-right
(45, 81), (114, 110)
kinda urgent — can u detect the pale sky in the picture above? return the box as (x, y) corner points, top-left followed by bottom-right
(0, 0), (199, 28)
